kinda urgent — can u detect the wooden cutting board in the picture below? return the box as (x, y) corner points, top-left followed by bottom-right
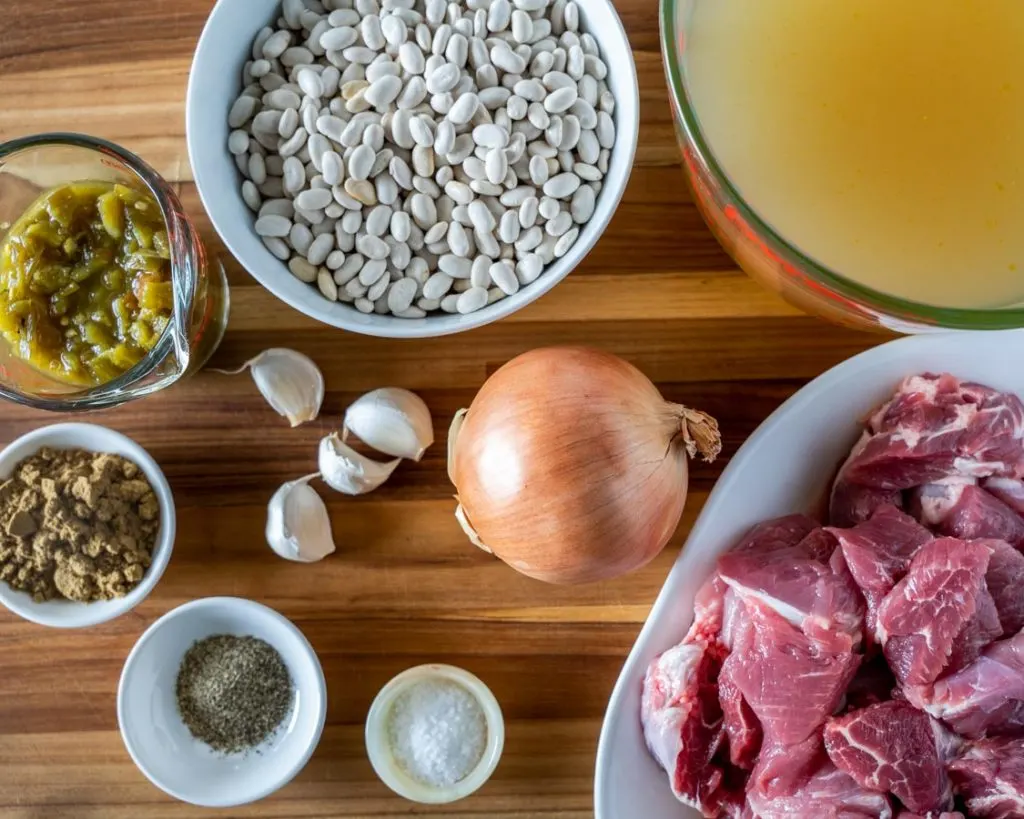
(0, 2), (881, 816)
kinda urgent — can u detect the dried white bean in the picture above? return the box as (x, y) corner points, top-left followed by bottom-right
(467, 199), (496, 232)
(489, 260), (518, 294)
(228, 130), (250, 155)
(348, 143), (376, 180)
(518, 195), (539, 228)
(308, 232), (335, 266)
(410, 192), (438, 228)
(263, 236), (291, 260)
(357, 234), (391, 260)
(289, 256), (319, 282)
(229, 96), (260, 129)
(326, 250), (347, 271)
(255, 214), (292, 237)
(290, 223), (315, 254)
(448, 220), (471, 256)
(426, 62), (460, 94)
(497, 209), (521, 243)
(387, 277), (418, 312)
(554, 226), (578, 257)
(295, 188), (334, 211)
(376, 174), (399, 205)
(439, 254), (472, 278)
(409, 115), (435, 147)
(347, 178), (378, 205)
(511, 10), (532, 42)
(424, 221), (448, 244)
(539, 195), (560, 220)
(456, 286), (488, 313)
(470, 255), (491, 287)
(368, 273), (390, 300)
(546, 210), (572, 237)
(317, 269), (339, 300)
(423, 272), (453, 299)
(241, 180), (262, 211)
(266, 88), (301, 110)
(528, 153), (550, 186)
(359, 258), (389, 286)
(472, 124), (508, 149)
(542, 172), (579, 199)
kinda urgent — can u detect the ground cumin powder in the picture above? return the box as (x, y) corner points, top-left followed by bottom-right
(0, 447), (159, 602)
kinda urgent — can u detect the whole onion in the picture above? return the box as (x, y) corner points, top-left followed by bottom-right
(448, 347), (720, 584)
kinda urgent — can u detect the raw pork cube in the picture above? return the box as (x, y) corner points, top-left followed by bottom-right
(984, 477), (1024, 515)
(944, 580), (1003, 675)
(823, 701), (959, 814)
(842, 654), (899, 711)
(718, 520), (863, 652)
(686, 515), (819, 649)
(728, 600), (860, 747)
(875, 538), (992, 686)
(719, 652), (762, 770)
(839, 374), (1024, 490)
(948, 736), (1024, 818)
(906, 629), (1024, 739)
(746, 734), (893, 819)
(978, 538), (1024, 637)
(911, 481), (1024, 547)
(684, 574), (732, 648)
(830, 468), (905, 528)
(641, 642), (737, 815)
(827, 504), (933, 639)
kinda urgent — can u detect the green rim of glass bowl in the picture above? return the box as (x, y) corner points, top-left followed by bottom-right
(659, 0), (1024, 330)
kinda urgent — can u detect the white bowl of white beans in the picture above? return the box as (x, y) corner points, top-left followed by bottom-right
(186, 0), (638, 337)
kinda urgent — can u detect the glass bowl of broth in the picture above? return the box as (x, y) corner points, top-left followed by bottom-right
(663, 0), (1024, 332)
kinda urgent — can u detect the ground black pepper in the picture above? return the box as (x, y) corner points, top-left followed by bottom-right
(175, 634), (293, 754)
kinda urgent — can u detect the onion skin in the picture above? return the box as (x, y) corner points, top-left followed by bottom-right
(450, 347), (719, 584)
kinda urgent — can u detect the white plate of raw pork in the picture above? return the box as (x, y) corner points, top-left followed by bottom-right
(595, 330), (1024, 819)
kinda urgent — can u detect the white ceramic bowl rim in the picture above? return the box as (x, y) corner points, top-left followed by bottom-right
(185, 0), (639, 338)
(365, 663), (505, 804)
(117, 596), (327, 807)
(0, 422), (175, 628)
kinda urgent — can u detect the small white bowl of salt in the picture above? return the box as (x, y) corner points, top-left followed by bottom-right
(365, 664), (504, 803)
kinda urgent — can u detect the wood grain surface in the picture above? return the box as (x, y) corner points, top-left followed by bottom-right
(0, 3), (884, 817)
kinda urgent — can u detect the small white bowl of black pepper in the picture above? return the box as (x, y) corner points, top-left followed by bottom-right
(117, 596), (327, 807)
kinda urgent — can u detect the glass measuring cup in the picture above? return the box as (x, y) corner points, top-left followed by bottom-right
(0, 133), (229, 410)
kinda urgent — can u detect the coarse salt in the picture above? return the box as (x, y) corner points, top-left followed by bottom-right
(387, 678), (487, 788)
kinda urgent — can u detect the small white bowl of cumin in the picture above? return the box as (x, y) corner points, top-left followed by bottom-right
(0, 422), (175, 628)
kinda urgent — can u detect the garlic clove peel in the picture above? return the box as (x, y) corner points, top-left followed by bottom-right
(266, 474), (336, 562)
(343, 387), (434, 461)
(319, 432), (400, 495)
(216, 348), (324, 427)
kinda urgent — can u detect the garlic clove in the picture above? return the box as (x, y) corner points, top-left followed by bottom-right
(217, 348), (324, 426)
(319, 432), (400, 495)
(343, 387), (434, 461)
(266, 474), (337, 562)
